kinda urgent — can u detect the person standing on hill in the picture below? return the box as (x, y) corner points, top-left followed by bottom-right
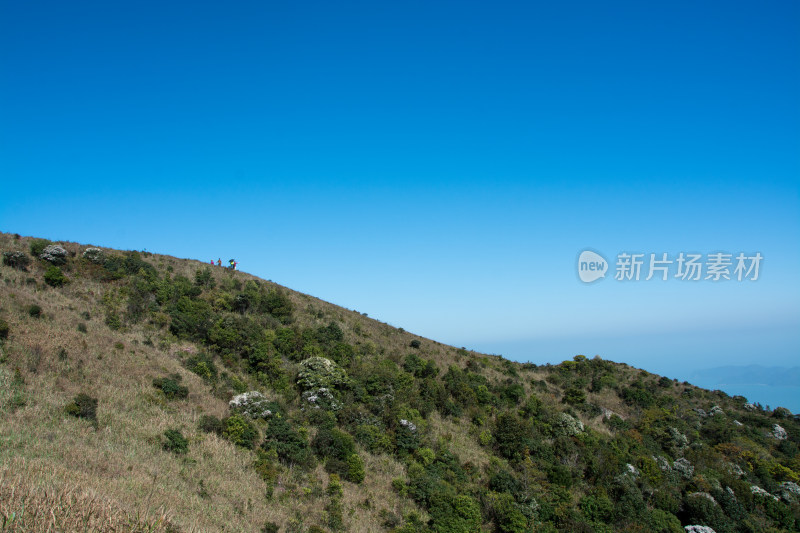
(217, 258), (222, 267)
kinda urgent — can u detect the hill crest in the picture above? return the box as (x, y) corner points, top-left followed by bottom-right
(1, 232), (798, 533)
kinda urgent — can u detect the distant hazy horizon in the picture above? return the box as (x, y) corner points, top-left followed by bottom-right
(467, 323), (800, 413)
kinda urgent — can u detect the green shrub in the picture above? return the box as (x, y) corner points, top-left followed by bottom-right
(428, 491), (482, 533)
(604, 414), (629, 431)
(186, 353), (218, 382)
(163, 428), (188, 454)
(498, 382), (525, 405)
(27, 304), (42, 318)
(222, 414), (259, 449)
(494, 413), (530, 461)
(580, 492), (614, 522)
(487, 491), (528, 533)
(327, 473), (343, 497)
(119, 251), (155, 276)
(263, 288), (294, 323)
(65, 393), (98, 423)
(43, 265), (68, 287)
(648, 509), (683, 533)
(169, 296), (213, 341)
(316, 321), (344, 345)
(346, 453), (365, 484)
(562, 387), (586, 405)
(410, 339), (421, 349)
(622, 384), (655, 407)
(312, 427), (356, 460)
(247, 342), (285, 384)
(326, 496), (344, 531)
(105, 311), (122, 330)
(404, 353), (439, 378)
(29, 239), (51, 257)
(198, 414), (224, 435)
(262, 416), (314, 468)
(355, 424), (395, 454)
(194, 267), (216, 288)
(395, 420), (420, 455)
(416, 447), (435, 466)
(679, 493), (731, 531)
(0, 319), (9, 340)
(658, 376), (673, 388)
(262, 522), (279, 533)
(152, 375), (189, 400)
(254, 449), (280, 495)
(77, 323), (87, 333)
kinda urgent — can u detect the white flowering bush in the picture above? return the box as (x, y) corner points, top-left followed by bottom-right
(296, 357), (348, 390)
(40, 244), (68, 265)
(751, 485), (779, 501)
(399, 419), (417, 432)
(685, 526), (717, 533)
(668, 427), (689, 449)
(554, 413), (584, 436)
(673, 458), (694, 479)
(82, 247), (106, 264)
(778, 481), (800, 503)
(229, 391), (274, 419)
(2, 251), (30, 270)
(301, 388), (341, 411)
(771, 424), (788, 440)
(653, 455), (672, 472)
(689, 492), (717, 505)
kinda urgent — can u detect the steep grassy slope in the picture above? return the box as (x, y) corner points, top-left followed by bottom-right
(0, 232), (798, 533)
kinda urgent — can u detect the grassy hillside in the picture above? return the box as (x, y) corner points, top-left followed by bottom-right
(1, 231), (798, 533)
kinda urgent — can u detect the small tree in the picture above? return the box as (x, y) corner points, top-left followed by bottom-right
(223, 414), (258, 449)
(65, 393), (98, 425)
(29, 239), (51, 257)
(44, 265), (68, 287)
(163, 428), (188, 454)
(346, 453), (365, 484)
(152, 375), (189, 400)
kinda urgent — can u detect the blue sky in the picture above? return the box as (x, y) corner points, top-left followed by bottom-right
(2, 1), (799, 408)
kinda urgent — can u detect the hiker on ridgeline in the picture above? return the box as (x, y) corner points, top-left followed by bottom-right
(229, 259), (236, 270)
(217, 258), (222, 267)
(210, 259), (214, 265)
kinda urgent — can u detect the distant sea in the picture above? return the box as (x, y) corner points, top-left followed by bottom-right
(686, 366), (800, 414)
(469, 334), (800, 416)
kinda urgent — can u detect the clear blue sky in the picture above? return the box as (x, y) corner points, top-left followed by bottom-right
(2, 1), (799, 406)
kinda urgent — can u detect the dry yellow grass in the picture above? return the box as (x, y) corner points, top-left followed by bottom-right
(0, 457), (174, 532)
(3, 232), (641, 532)
(0, 233), (467, 532)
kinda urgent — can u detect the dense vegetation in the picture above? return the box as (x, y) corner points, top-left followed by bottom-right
(1, 232), (798, 532)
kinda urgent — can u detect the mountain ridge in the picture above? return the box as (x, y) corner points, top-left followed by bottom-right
(1, 231), (798, 533)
